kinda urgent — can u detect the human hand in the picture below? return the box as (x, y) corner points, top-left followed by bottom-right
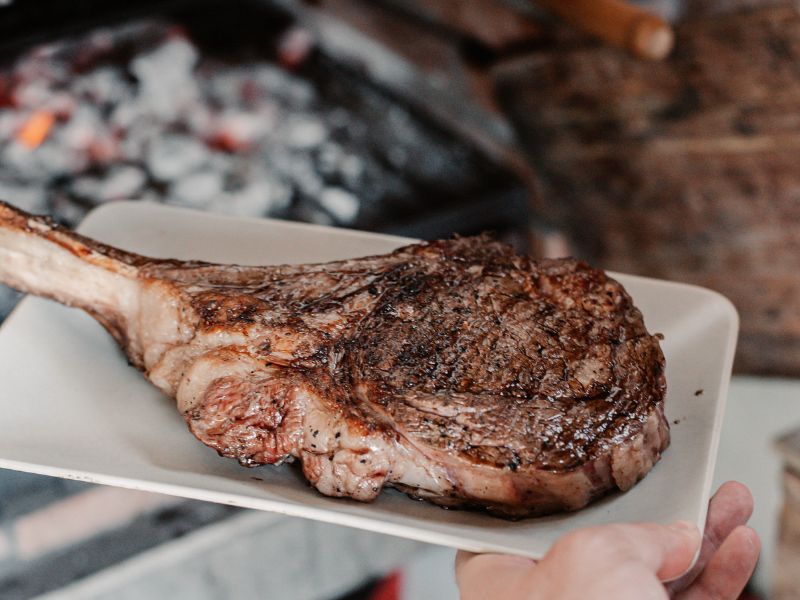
(455, 481), (759, 600)
(665, 481), (759, 599)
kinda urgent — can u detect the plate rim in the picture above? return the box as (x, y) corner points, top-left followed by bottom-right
(0, 200), (740, 558)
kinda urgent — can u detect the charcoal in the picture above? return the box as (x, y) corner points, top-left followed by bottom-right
(0, 16), (521, 326)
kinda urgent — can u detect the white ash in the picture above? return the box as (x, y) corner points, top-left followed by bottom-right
(315, 143), (363, 187)
(0, 22), (349, 225)
(117, 119), (161, 161)
(72, 67), (133, 107)
(71, 166), (147, 204)
(12, 80), (54, 108)
(36, 140), (94, 179)
(265, 149), (325, 198)
(284, 116), (328, 150)
(103, 166), (147, 200)
(56, 105), (106, 155)
(69, 176), (102, 203)
(305, 208), (335, 226)
(207, 177), (291, 218)
(316, 142), (344, 176)
(1, 142), (41, 180)
(13, 52), (64, 87)
(2, 140), (88, 182)
(0, 19), (495, 240)
(146, 135), (209, 182)
(136, 189), (164, 206)
(167, 171), (224, 209)
(0, 111), (24, 139)
(209, 109), (274, 149)
(0, 180), (47, 214)
(183, 103), (215, 139)
(42, 91), (77, 118)
(339, 154), (364, 188)
(207, 150), (237, 175)
(318, 187), (359, 223)
(250, 64), (316, 108)
(109, 100), (139, 132)
(130, 38), (200, 121)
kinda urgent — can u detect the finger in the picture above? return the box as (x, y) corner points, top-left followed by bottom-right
(454, 549), (476, 576)
(667, 481), (754, 594)
(456, 546), (670, 600)
(546, 521), (701, 581)
(455, 550), (536, 600)
(708, 481), (755, 525)
(675, 526), (760, 600)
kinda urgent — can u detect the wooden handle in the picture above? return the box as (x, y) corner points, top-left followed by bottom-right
(534, 0), (674, 60)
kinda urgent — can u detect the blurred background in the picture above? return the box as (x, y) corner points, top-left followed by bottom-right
(0, 0), (798, 598)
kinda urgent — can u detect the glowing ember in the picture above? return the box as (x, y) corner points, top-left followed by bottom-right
(16, 110), (55, 149)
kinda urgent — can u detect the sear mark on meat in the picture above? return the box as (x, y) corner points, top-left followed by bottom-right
(0, 201), (668, 518)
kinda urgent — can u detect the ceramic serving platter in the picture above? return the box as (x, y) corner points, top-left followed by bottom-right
(0, 201), (738, 558)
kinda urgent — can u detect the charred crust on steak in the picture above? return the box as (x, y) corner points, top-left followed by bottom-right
(345, 239), (666, 473)
(0, 201), (669, 518)
(176, 235), (667, 515)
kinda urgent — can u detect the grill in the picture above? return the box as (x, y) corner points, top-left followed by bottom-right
(0, 0), (533, 322)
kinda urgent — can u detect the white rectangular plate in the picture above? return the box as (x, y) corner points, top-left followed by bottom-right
(0, 202), (738, 558)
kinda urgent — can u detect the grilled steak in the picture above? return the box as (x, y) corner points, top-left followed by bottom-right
(0, 201), (668, 517)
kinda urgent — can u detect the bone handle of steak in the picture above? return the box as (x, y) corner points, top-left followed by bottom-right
(533, 0), (674, 60)
(0, 201), (140, 345)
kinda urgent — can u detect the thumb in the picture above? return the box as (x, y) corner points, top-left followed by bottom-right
(546, 521), (700, 582)
(623, 521), (702, 582)
(455, 550), (536, 600)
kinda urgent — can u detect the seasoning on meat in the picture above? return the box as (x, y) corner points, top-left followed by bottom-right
(0, 201), (668, 517)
